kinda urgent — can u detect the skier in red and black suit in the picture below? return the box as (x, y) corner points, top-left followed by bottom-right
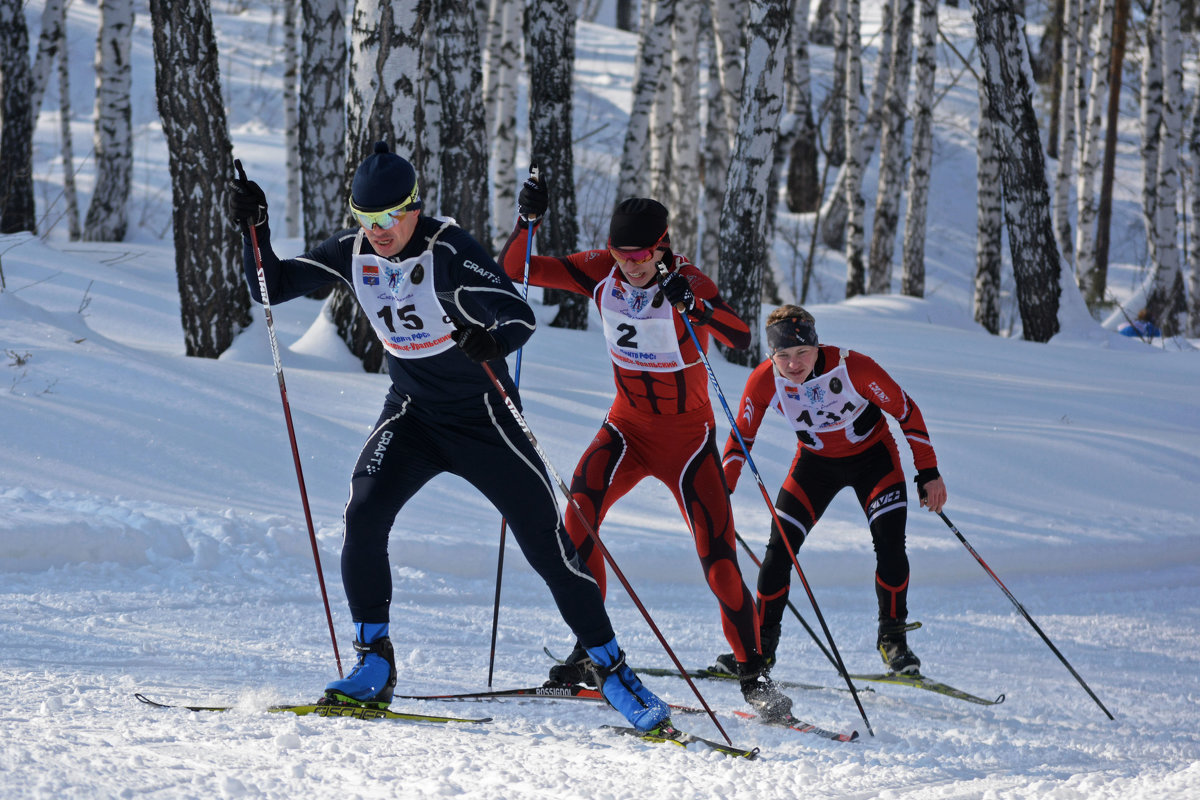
(498, 177), (792, 720)
(226, 142), (670, 733)
(712, 304), (948, 677)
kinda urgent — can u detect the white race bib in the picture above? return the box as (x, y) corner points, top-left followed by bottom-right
(352, 247), (456, 359)
(598, 271), (686, 372)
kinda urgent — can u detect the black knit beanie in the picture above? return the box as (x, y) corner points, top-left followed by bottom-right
(608, 198), (669, 248)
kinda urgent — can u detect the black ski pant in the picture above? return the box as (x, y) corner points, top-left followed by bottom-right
(757, 437), (910, 631)
(340, 394), (615, 648)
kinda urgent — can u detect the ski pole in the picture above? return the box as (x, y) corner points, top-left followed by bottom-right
(936, 510), (1114, 720)
(654, 261), (873, 736)
(236, 160), (343, 678)
(487, 163), (540, 687)
(475, 358), (734, 745)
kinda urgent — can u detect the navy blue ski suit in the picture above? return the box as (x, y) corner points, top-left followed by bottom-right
(240, 216), (616, 648)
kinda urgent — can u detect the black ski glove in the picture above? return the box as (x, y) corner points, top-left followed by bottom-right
(517, 174), (548, 226)
(658, 269), (695, 313)
(228, 177), (268, 229)
(451, 325), (504, 362)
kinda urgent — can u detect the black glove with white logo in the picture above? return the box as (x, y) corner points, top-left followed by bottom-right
(517, 175), (548, 226)
(658, 269), (695, 313)
(451, 325), (504, 362)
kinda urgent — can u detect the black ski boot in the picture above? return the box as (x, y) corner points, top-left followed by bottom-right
(738, 653), (793, 722)
(546, 641), (597, 687)
(710, 622), (782, 676)
(877, 618), (921, 675)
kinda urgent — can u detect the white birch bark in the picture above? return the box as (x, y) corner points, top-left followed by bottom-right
(718, 0), (790, 363)
(346, 0), (425, 175)
(57, 8), (80, 241)
(435, 0), (489, 242)
(648, 0), (677, 200)
(1072, 0), (1112, 295)
(29, 0), (66, 115)
(1145, 0), (1184, 334)
(617, 0), (673, 198)
(668, 0), (701, 258)
(699, 1), (747, 275)
(283, 0), (301, 239)
(820, 0), (898, 249)
(867, 0), (916, 294)
(486, 0), (519, 250)
(1140, 0), (1162, 251)
(83, 0), (134, 242)
(298, 0), (346, 247)
(843, 0), (867, 297)
(0, 0), (36, 234)
(700, 14), (729, 278)
(148, 0), (251, 358)
(974, 83), (1003, 334)
(900, 0), (937, 298)
(1052, 0), (1079, 269)
(972, 0), (1065, 342)
(784, 0), (818, 214)
(1188, 88), (1200, 336)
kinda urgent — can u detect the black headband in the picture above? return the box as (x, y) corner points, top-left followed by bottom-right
(766, 319), (818, 353)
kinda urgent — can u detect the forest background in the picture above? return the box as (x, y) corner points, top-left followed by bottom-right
(2, 0), (1198, 362)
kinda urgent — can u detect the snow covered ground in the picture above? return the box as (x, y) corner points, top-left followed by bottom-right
(3, 3), (1199, 798)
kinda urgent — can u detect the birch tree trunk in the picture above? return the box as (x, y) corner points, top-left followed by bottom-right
(843, 0), (868, 298)
(820, 0), (897, 249)
(1188, 88), (1200, 336)
(699, 1), (746, 276)
(0, 0), (36, 234)
(900, 0), (937, 298)
(1052, 0), (1079, 270)
(1144, 0), (1184, 334)
(867, 0), (916, 294)
(334, 0), (427, 372)
(485, 0), (520, 250)
(148, 0), (251, 359)
(1072, 0), (1112, 299)
(29, 0), (67, 116)
(1139, 0), (1162, 259)
(283, 0), (301, 239)
(718, 0), (790, 365)
(824, 0), (848, 169)
(972, 0), (1062, 342)
(617, 0), (673, 198)
(435, 0), (490, 243)
(648, 0), (677, 200)
(810, 0), (836, 45)
(84, 0), (134, 242)
(974, 84), (1003, 334)
(784, 0), (819, 214)
(669, 0), (702, 258)
(529, 0), (587, 329)
(299, 0), (346, 248)
(57, 7), (81, 241)
(1091, 0), (1129, 309)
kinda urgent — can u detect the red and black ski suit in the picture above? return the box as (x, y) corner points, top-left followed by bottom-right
(721, 347), (940, 632)
(500, 226), (763, 661)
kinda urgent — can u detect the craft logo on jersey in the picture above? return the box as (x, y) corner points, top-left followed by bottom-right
(385, 264), (403, 290)
(362, 264), (380, 286)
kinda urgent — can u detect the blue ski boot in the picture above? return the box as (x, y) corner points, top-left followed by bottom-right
(585, 638), (670, 732)
(322, 622), (397, 707)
